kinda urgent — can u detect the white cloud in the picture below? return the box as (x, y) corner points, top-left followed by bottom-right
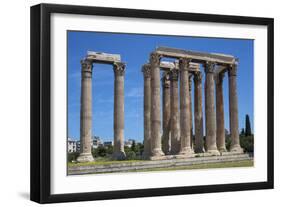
(126, 87), (143, 98)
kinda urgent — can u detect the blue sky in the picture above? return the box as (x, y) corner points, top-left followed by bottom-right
(67, 31), (254, 142)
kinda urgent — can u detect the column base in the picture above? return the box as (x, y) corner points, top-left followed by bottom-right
(179, 147), (194, 156)
(149, 148), (164, 160)
(230, 145), (244, 153)
(218, 147), (227, 153)
(112, 151), (126, 160)
(194, 147), (205, 154)
(206, 149), (220, 156)
(77, 153), (94, 163)
(151, 148), (164, 156)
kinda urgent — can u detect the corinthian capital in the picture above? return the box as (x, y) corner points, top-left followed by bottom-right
(204, 61), (216, 74)
(81, 59), (93, 72)
(113, 62), (125, 76)
(150, 52), (161, 66)
(228, 63), (237, 76)
(169, 68), (179, 81)
(179, 58), (191, 71)
(142, 64), (151, 78)
(193, 71), (202, 83)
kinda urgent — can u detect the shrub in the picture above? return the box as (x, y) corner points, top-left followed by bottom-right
(126, 151), (137, 160)
(240, 135), (254, 153)
(67, 152), (79, 162)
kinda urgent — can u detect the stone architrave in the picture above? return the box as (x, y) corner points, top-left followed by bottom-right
(178, 58), (193, 156)
(149, 53), (164, 158)
(170, 67), (181, 154)
(216, 72), (227, 152)
(77, 59), (95, 162)
(112, 62), (126, 160)
(228, 63), (243, 153)
(194, 71), (204, 153)
(162, 73), (171, 154)
(204, 61), (220, 155)
(142, 64), (152, 158)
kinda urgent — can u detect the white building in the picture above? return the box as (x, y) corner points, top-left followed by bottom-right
(67, 138), (77, 153)
(103, 141), (114, 147)
(124, 139), (136, 148)
(92, 136), (103, 149)
(68, 136), (105, 153)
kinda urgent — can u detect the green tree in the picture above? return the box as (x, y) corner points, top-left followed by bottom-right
(240, 135), (254, 153)
(67, 152), (79, 162)
(245, 114), (252, 136)
(131, 140), (136, 152)
(225, 134), (231, 151)
(240, 128), (245, 136)
(106, 145), (113, 155)
(92, 146), (107, 157)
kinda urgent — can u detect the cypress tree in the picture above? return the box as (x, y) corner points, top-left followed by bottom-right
(241, 128), (245, 136)
(245, 114), (252, 136)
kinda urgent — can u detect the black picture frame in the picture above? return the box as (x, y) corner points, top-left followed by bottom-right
(30, 3), (274, 204)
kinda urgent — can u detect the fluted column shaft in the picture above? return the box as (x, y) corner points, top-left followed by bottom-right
(216, 72), (227, 152)
(228, 63), (243, 153)
(142, 65), (151, 158)
(189, 75), (193, 148)
(150, 53), (164, 157)
(113, 62), (126, 160)
(178, 59), (192, 155)
(194, 72), (204, 153)
(77, 59), (94, 162)
(162, 74), (171, 154)
(170, 68), (181, 154)
(204, 62), (220, 155)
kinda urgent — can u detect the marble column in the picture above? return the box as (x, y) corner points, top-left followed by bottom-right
(204, 61), (220, 155)
(150, 53), (164, 158)
(216, 72), (227, 152)
(228, 63), (243, 153)
(189, 74), (193, 148)
(194, 71), (204, 153)
(77, 59), (95, 162)
(142, 64), (151, 158)
(112, 62), (126, 160)
(178, 59), (193, 156)
(170, 67), (181, 154)
(162, 73), (171, 154)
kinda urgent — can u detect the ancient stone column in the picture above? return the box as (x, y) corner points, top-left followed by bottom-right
(216, 72), (227, 152)
(189, 74), (193, 148)
(162, 73), (171, 154)
(77, 59), (94, 162)
(150, 53), (164, 158)
(194, 71), (204, 153)
(228, 63), (243, 153)
(178, 59), (193, 156)
(170, 68), (181, 155)
(112, 62), (126, 160)
(204, 61), (220, 155)
(142, 64), (151, 158)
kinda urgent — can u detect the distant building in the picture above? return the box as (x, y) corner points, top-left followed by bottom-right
(76, 140), (81, 152)
(68, 136), (105, 153)
(67, 138), (77, 153)
(124, 139), (136, 148)
(92, 136), (103, 148)
(103, 141), (113, 147)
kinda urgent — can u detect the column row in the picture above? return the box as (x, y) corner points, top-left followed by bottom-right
(143, 54), (243, 159)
